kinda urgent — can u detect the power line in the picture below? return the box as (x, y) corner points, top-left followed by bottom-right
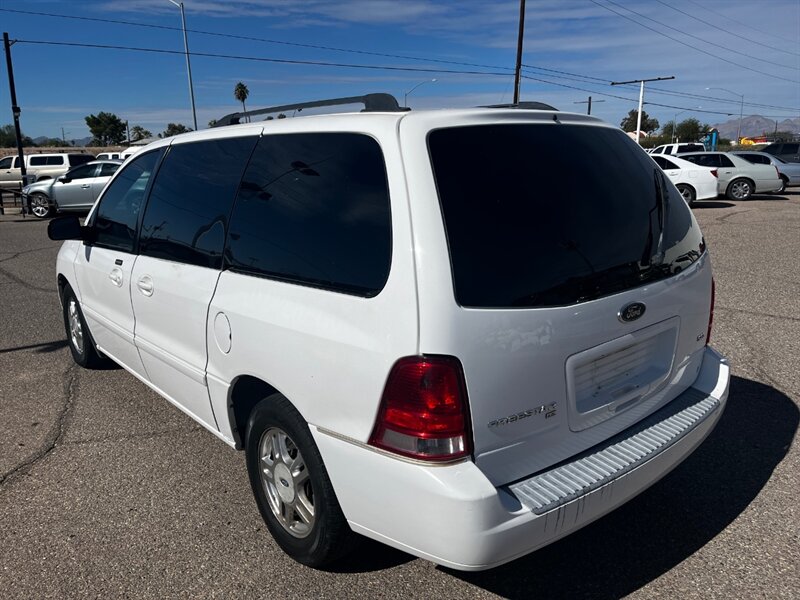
(5, 6), (798, 113)
(601, 0), (797, 71)
(652, 0), (800, 58)
(589, 0), (800, 84)
(685, 0), (800, 47)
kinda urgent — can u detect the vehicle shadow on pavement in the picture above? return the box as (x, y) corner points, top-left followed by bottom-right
(692, 201), (735, 209)
(446, 375), (798, 599)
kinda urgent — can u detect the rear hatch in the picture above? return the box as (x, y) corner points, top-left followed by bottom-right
(405, 113), (713, 486)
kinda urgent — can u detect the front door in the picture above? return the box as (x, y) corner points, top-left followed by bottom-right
(53, 163), (98, 210)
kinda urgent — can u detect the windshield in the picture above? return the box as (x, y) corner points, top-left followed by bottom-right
(428, 123), (705, 308)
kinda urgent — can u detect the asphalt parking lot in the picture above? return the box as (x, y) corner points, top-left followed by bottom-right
(1, 192), (798, 599)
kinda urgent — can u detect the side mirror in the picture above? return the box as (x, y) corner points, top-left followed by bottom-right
(48, 216), (92, 242)
(58, 176), (71, 183)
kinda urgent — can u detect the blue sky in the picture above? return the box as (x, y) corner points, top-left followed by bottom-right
(1, 0), (798, 140)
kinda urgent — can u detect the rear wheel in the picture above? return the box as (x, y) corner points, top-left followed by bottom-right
(726, 178), (752, 200)
(676, 184), (695, 206)
(245, 394), (358, 568)
(29, 193), (52, 218)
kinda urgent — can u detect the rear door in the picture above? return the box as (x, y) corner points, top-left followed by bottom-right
(402, 115), (712, 485)
(130, 132), (259, 429)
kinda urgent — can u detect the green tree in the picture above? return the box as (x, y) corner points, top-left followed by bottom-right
(85, 112), (126, 145)
(234, 82), (250, 122)
(0, 124), (35, 147)
(162, 123), (193, 138)
(207, 119), (217, 128)
(130, 125), (152, 142)
(675, 118), (705, 143)
(620, 109), (659, 134)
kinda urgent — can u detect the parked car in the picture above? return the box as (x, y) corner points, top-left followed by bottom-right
(762, 141), (799, 163)
(678, 151), (782, 199)
(48, 97), (729, 571)
(650, 142), (706, 156)
(22, 160), (122, 218)
(732, 151), (800, 193)
(651, 154), (718, 205)
(96, 152), (121, 160)
(0, 153), (95, 189)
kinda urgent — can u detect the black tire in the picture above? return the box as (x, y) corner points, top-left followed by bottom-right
(676, 184), (696, 206)
(245, 394), (358, 568)
(62, 286), (109, 369)
(726, 178), (753, 201)
(29, 192), (52, 218)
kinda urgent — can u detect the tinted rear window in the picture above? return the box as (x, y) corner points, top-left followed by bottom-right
(428, 124), (704, 308)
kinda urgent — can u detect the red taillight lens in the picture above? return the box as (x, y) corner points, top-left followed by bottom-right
(369, 356), (472, 461)
(706, 278), (715, 345)
(710, 169), (718, 178)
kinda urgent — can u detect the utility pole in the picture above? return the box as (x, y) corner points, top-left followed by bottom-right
(512, 0), (526, 105)
(573, 96), (605, 115)
(3, 31), (28, 216)
(611, 76), (675, 144)
(61, 127), (67, 145)
(126, 120), (131, 144)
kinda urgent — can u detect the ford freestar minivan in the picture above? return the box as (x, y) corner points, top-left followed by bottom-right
(49, 96), (729, 571)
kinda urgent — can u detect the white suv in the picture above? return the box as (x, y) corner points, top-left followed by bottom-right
(48, 96), (729, 571)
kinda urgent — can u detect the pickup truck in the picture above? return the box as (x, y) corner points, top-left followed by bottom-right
(0, 153), (95, 189)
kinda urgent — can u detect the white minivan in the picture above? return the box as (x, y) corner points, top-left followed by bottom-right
(48, 96), (729, 571)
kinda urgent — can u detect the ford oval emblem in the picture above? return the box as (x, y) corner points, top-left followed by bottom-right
(618, 302), (646, 323)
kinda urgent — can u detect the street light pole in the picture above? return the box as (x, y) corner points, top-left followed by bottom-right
(167, 1), (197, 130)
(513, 0), (526, 105)
(611, 76), (675, 145)
(707, 87), (744, 145)
(404, 79), (437, 108)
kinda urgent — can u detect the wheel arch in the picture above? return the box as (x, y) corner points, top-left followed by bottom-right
(228, 375), (289, 449)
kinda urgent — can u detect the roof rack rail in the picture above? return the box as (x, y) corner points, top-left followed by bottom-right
(481, 102), (559, 111)
(213, 93), (408, 127)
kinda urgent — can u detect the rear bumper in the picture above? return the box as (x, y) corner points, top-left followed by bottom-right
(313, 346), (729, 571)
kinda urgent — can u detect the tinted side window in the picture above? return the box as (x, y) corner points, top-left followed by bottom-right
(719, 155), (734, 168)
(29, 156), (47, 166)
(739, 154), (769, 164)
(139, 137), (257, 269)
(99, 163), (120, 177)
(46, 156), (65, 166)
(93, 150), (161, 252)
(227, 133), (391, 296)
(783, 143), (799, 154)
(67, 164), (98, 180)
(0, 157), (12, 169)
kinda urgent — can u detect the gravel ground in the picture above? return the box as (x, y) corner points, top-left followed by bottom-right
(0, 191), (798, 599)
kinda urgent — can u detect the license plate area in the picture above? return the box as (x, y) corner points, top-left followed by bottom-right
(566, 317), (679, 432)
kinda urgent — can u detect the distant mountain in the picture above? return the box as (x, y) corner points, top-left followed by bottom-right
(31, 135), (93, 147)
(712, 115), (800, 139)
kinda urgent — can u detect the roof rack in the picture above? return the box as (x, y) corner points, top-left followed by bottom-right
(481, 102), (559, 111)
(213, 93), (408, 127)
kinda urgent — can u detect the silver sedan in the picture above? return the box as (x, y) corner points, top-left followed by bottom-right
(23, 160), (122, 218)
(732, 151), (800, 193)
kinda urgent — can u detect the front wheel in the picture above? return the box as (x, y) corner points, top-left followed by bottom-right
(245, 394), (358, 568)
(62, 286), (110, 369)
(726, 178), (753, 200)
(676, 184), (696, 206)
(29, 192), (52, 218)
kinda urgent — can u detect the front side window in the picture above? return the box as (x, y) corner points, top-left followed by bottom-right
(138, 137), (257, 269)
(226, 133), (392, 296)
(0, 157), (12, 169)
(92, 150), (161, 252)
(66, 164), (98, 180)
(429, 124), (703, 308)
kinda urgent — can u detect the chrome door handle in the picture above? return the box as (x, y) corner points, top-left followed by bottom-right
(81, 184), (91, 188)
(108, 268), (123, 287)
(137, 276), (154, 297)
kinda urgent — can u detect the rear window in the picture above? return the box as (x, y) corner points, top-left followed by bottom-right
(69, 154), (94, 166)
(679, 144), (705, 153)
(428, 124), (704, 308)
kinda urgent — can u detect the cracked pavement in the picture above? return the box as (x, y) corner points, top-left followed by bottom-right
(0, 191), (798, 598)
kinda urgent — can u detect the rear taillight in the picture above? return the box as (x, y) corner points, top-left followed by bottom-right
(369, 356), (472, 462)
(706, 278), (715, 345)
(710, 169), (718, 178)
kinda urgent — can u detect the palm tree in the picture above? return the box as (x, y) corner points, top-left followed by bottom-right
(234, 82), (250, 123)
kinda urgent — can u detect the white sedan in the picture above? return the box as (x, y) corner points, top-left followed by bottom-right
(651, 154), (718, 205)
